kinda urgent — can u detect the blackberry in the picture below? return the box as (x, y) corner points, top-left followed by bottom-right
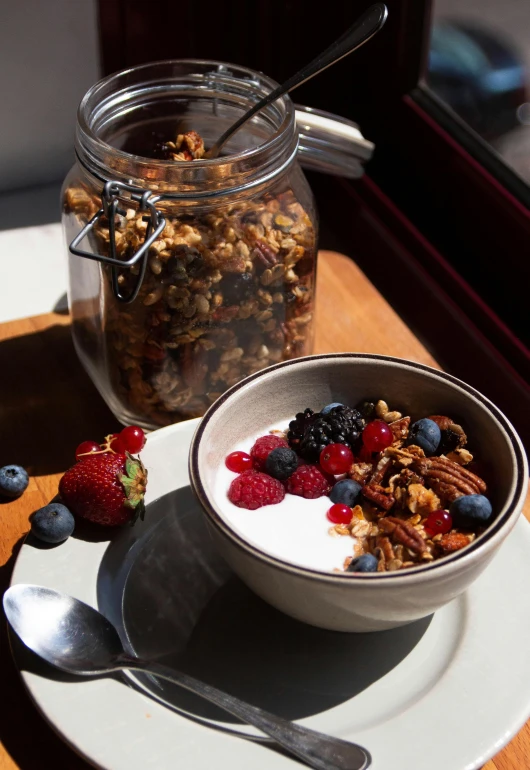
(291, 405), (365, 462)
(287, 408), (316, 453)
(298, 417), (333, 461)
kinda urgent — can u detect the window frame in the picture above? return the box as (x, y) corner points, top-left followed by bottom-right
(347, 0), (530, 352)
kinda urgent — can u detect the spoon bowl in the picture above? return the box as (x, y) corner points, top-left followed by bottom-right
(4, 584), (123, 675)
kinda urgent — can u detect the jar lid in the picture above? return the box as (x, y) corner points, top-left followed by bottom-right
(295, 105), (374, 179)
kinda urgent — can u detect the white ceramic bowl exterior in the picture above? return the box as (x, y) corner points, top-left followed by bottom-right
(190, 354), (528, 632)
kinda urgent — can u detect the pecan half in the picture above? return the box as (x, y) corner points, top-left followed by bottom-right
(253, 240), (278, 267)
(362, 484), (395, 510)
(369, 456), (394, 486)
(413, 456), (486, 498)
(379, 517), (427, 554)
(428, 480), (463, 505)
(439, 532), (470, 553)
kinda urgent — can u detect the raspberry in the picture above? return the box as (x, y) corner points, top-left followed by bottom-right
(285, 465), (332, 499)
(250, 435), (288, 471)
(228, 470), (285, 510)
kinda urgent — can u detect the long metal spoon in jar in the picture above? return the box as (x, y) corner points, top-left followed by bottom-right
(204, 3), (388, 159)
(4, 584), (371, 770)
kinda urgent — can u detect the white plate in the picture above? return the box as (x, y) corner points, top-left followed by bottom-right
(10, 418), (530, 770)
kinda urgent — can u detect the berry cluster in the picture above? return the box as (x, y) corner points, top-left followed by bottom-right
(75, 425), (146, 461)
(29, 425), (148, 546)
(226, 404), (368, 510)
(224, 399), (493, 574)
(225, 401), (383, 513)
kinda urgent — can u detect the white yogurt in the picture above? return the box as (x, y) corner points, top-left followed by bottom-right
(214, 421), (357, 573)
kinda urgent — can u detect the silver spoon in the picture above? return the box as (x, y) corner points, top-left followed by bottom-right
(4, 584), (371, 770)
(204, 3), (388, 159)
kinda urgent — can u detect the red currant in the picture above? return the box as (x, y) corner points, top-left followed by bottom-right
(319, 443), (354, 475)
(225, 451), (253, 473)
(110, 433), (127, 453)
(327, 503), (353, 525)
(424, 510), (452, 537)
(358, 444), (373, 463)
(75, 440), (100, 461)
(118, 425), (146, 454)
(362, 420), (393, 453)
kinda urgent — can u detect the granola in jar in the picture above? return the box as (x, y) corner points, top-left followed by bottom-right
(65, 172), (315, 425)
(64, 58), (319, 429)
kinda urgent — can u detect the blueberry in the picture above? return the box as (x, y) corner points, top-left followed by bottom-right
(0, 465), (29, 498)
(31, 504), (75, 544)
(265, 447), (298, 480)
(347, 553), (379, 573)
(320, 402), (343, 416)
(407, 418), (441, 455)
(330, 479), (362, 506)
(450, 494), (493, 528)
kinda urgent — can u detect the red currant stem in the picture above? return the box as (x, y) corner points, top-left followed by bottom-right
(77, 434), (122, 458)
(102, 434), (120, 454)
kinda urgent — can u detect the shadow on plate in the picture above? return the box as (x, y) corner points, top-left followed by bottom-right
(97, 487), (433, 727)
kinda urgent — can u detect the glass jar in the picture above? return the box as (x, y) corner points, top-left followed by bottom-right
(63, 60), (372, 429)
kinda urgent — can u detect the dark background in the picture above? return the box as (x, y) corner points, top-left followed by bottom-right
(94, 0), (530, 443)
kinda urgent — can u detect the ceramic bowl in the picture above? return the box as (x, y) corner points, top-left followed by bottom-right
(189, 354), (528, 632)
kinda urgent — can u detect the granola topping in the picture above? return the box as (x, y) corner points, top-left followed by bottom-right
(218, 398), (492, 574)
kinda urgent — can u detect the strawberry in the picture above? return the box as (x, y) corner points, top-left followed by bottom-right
(59, 452), (147, 526)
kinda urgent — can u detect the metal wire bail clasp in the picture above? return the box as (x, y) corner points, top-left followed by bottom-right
(69, 181), (166, 303)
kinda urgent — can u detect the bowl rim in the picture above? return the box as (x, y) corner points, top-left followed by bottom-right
(189, 353), (528, 584)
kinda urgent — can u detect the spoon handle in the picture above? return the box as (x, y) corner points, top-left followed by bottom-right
(120, 656), (371, 770)
(205, 3), (387, 158)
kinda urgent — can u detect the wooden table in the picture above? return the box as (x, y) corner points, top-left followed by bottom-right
(0, 251), (528, 770)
